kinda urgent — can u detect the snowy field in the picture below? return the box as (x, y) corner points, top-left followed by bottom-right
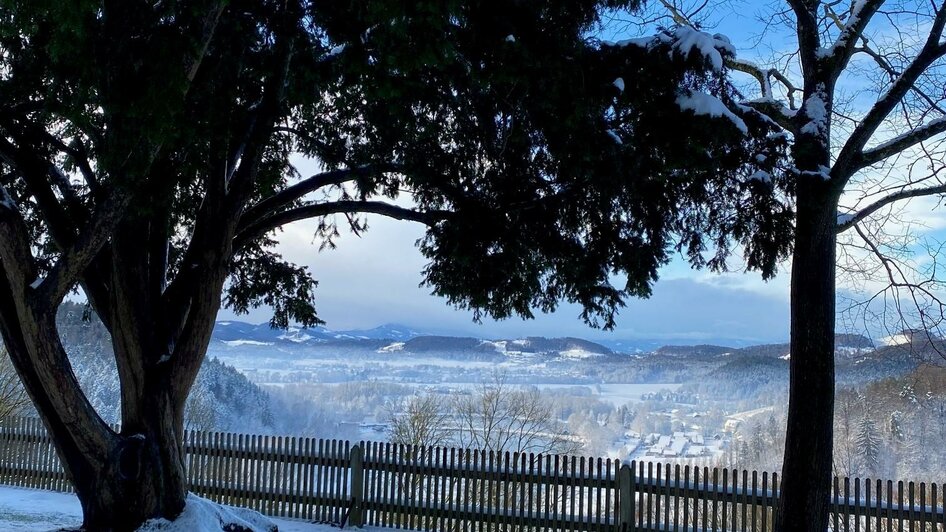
(535, 382), (682, 405)
(0, 485), (390, 532)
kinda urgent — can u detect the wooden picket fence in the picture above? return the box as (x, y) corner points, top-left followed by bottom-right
(0, 416), (944, 531)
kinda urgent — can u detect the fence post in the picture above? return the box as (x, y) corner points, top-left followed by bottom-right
(349, 444), (364, 528)
(619, 464), (634, 531)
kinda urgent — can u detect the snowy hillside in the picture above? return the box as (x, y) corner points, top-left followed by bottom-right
(57, 303), (275, 433)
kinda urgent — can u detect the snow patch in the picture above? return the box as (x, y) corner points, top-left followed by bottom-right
(613, 77), (625, 92)
(607, 130), (623, 144)
(479, 340), (507, 353)
(327, 44), (346, 56)
(837, 212), (855, 226)
(670, 27), (734, 71)
(676, 91), (748, 134)
(0, 484), (388, 532)
(378, 342), (405, 353)
(278, 330), (313, 343)
(505, 34), (516, 43)
(222, 340), (273, 347)
(881, 333), (912, 346)
(800, 93), (828, 137)
(30, 278), (43, 289)
(747, 170), (772, 184)
(138, 493), (277, 532)
(560, 348), (603, 360)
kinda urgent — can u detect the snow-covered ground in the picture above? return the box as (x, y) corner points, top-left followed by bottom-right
(0, 485), (390, 532)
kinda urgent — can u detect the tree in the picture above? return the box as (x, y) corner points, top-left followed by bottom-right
(0, 1), (788, 529)
(0, 348), (29, 419)
(454, 375), (583, 456)
(387, 394), (452, 449)
(855, 413), (881, 476)
(638, 1), (946, 528)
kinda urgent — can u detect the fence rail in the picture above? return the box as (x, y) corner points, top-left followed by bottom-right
(0, 416), (943, 531)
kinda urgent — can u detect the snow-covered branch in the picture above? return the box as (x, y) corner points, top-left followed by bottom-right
(729, 58), (801, 111)
(837, 182), (946, 233)
(857, 117), (946, 170)
(834, 2), (946, 181)
(824, 0), (886, 74)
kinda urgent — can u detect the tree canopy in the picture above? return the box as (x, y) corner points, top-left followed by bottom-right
(1, 0), (790, 330)
(0, 1), (794, 529)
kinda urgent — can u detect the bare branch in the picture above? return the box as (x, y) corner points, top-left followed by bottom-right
(825, 0), (886, 74)
(834, 2), (946, 181)
(857, 117), (946, 169)
(234, 200), (447, 252)
(837, 182), (946, 233)
(240, 165), (399, 228)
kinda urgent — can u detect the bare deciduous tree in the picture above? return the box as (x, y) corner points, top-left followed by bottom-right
(454, 374), (582, 457)
(387, 394), (452, 449)
(632, 1), (946, 529)
(0, 348), (29, 419)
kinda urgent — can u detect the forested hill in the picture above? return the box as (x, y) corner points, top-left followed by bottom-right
(56, 303), (275, 433)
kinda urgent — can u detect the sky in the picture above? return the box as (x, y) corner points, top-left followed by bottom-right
(218, 208), (793, 343)
(221, 1), (946, 345)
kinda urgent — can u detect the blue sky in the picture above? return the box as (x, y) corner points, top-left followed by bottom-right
(220, 2), (946, 345)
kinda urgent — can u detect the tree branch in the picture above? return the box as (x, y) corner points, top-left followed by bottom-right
(837, 182), (946, 233)
(833, 2), (946, 181)
(240, 165), (399, 229)
(0, 135), (79, 250)
(0, 128), (113, 330)
(786, 0), (823, 78)
(0, 185), (36, 290)
(857, 117), (946, 170)
(37, 184), (135, 308)
(234, 200), (447, 252)
(730, 58), (802, 111)
(825, 0), (885, 75)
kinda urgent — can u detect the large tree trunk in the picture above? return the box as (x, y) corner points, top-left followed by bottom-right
(0, 286), (193, 531)
(75, 393), (189, 531)
(775, 177), (840, 531)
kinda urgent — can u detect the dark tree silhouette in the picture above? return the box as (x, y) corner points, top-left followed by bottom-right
(0, 1), (787, 529)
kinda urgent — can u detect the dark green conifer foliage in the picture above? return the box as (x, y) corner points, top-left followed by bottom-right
(0, 1), (790, 529)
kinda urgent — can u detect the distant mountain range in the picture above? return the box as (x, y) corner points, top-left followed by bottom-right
(209, 320), (879, 359)
(212, 321), (617, 359)
(213, 321), (426, 344)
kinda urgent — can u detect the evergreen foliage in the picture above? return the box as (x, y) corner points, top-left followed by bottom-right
(0, 1), (792, 527)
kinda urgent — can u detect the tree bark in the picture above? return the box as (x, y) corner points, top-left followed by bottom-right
(776, 177), (840, 531)
(0, 276), (193, 530)
(76, 392), (189, 532)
